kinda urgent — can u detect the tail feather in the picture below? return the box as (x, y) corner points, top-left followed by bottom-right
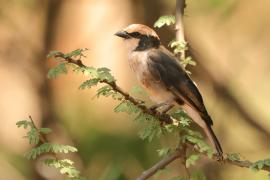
(205, 124), (223, 156)
(201, 114), (223, 156)
(179, 103), (223, 156)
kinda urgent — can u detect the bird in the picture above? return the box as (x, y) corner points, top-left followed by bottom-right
(115, 24), (223, 157)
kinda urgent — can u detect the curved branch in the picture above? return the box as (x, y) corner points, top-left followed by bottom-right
(137, 149), (182, 180)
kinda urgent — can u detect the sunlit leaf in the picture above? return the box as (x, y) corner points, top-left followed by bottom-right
(250, 159), (270, 172)
(79, 78), (100, 89)
(186, 154), (200, 167)
(47, 63), (68, 79)
(47, 50), (62, 58)
(154, 15), (176, 28)
(39, 128), (52, 134)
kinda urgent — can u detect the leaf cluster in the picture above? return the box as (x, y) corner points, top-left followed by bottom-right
(154, 16), (196, 74)
(17, 118), (84, 179)
(250, 159), (270, 172)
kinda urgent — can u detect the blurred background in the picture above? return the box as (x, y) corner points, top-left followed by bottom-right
(0, 0), (269, 179)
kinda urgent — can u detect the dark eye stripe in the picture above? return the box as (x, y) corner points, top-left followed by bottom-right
(128, 32), (141, 38)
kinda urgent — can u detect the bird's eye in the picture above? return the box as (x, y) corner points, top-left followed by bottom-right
(129, 32), (141, 38)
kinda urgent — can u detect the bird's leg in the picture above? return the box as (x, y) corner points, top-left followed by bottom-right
(161, 103), (174, 114)
(149, 100), (174, 113)
(149, 102), (166, 111)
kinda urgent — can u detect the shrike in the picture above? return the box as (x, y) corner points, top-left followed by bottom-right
(115, 24), (223, 157)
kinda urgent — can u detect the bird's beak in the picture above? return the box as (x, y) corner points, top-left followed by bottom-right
(114, 30), (129, 39)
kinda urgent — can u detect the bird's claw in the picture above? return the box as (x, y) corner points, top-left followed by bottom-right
(216, 154), (224, 162)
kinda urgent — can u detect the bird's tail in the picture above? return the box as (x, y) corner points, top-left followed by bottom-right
(202, 115), (223, 157)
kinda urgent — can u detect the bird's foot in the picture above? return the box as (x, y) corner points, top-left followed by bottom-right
(149, 102), (173, 113)
(216, 153), (224, 162)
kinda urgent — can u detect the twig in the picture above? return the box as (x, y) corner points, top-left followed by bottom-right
(181, 143), (190, 178)
(29, 115), (48, 144)
(185, 142), (270, 172)
(136, 148), (183, 180)
(176, 0), (186, 60)
(29, 116), (57, 159)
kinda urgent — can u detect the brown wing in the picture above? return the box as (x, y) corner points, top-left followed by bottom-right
(147, 46), (213, 125)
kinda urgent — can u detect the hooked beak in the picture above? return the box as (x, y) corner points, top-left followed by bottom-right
(114, 31), (130, 39)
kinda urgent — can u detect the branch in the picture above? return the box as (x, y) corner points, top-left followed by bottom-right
(29, 115), (57, 159)
(176, 0), (186, 59)
(55, 53), (173, 124)
(50, 53), (270, 178)
(137, 148), (183, 180)
(138, 141), (270, 180)
(185, 142), (270, 172)
(29, 115), (48, 144)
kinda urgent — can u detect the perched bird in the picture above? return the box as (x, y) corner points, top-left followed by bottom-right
(115, 24), (223, 157)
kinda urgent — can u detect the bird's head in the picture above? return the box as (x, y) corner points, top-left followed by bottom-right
(115, 24), (160, 52)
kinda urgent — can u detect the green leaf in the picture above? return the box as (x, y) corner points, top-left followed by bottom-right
(82, 67), (98, 77)
(96, 85), (113, 97)
(63, 48), (88, 59)
(47, 50), (62, 58)
(250, 159), (270, 172)
(157, 147), (172, 157)
(26, 128), (39, 145)
(190, 171), (206, 180)
(154, 15), (176, 28)
(79, 78), (100, 89)
(39, 128), (52, 134)
(186, 154), (200, 167)
(25, 143), (77, 160)
(16, 120), (31, 129)
(111, 92), (124, 100)
(47, 63), (68, 79)
(171, 110), (191, 127)
(185, 129), (203, 139)
(114, 101), (140, 114)
(43, 158), (85, 179)
(180, 56), (196, 68)
(169, 40), (187, 55)
(134, 113), (155, 123)
(138, 120), (162, 142)
(184, 131), (214, 158)
(227, 153), (241, 161)
(97, 67), (115, 83)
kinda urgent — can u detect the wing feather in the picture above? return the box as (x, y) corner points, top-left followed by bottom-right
(147, 47), (213, 125)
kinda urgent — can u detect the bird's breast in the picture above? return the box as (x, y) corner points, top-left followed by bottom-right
(128, 51), (174, 103)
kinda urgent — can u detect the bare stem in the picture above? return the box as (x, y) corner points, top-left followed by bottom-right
(176, 0), (187, 60)
(136, 149), (183, 180)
